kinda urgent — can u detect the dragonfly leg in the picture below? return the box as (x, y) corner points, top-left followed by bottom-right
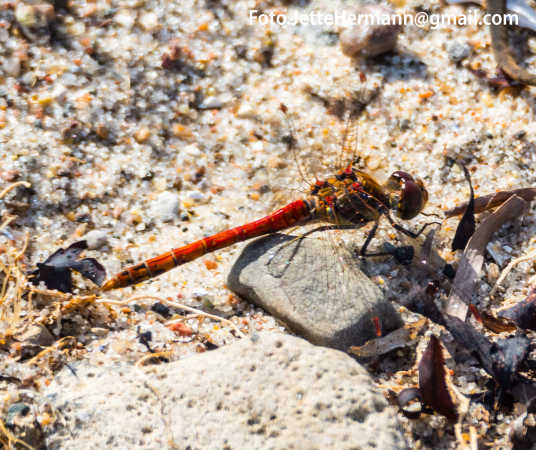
(360, 217), (440, 264)
(358, 220), (413, 264)
(386, 214), (441, 239)
(359, 219), (380, 256)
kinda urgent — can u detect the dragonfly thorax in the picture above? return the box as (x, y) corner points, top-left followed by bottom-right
(308, 167), (389, 226)
(308, 167), (428, 226)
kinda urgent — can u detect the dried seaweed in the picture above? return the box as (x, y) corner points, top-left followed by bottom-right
(29, 240), (106, 293)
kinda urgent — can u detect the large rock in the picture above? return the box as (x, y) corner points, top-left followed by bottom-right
(228, 234), (402, 350)
(43, 333), (407, 449)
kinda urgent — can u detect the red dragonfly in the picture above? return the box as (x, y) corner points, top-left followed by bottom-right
(102, 105), (432, 293)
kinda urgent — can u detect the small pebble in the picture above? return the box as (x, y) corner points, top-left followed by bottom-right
(115, 10), (136, 29)
(6, 403), (30, 425)
(192, 287), (208, 298)
(446, 40), (471, 63)
(90, 327), (109, 337)
(236, 103), (255, 118)
(139, 12), (160, 31)
(486, 242), (509, 267)
(172, 123), (192, 138)
(187, 190), (204, 202)
(3, 57), (21, 77)
(183, 144), (201, 157)
(168, 322), (194, 337)
(151, 191), (181, 222)
(83, 230), (108, 250)
(151, 302), (171, 318)
(196, 97), (225, 110)
(339, 5), (402, 57)
(487, 263), (500, 284)
(399, 118), (411, 130)
(134, 127), (151, 143)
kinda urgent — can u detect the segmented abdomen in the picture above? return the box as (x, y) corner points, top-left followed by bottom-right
(101, 199), (312, 290)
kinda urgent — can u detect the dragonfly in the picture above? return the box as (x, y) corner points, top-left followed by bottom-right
(102, 105), (434, 293)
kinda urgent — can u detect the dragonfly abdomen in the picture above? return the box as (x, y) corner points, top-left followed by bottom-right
(101, 199), (312, 291)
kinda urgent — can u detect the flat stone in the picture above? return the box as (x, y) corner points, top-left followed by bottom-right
(227, 234), (402, 350)
(43, 333), (407, 449)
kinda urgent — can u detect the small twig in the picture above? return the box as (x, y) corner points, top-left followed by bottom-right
(489, 248), (536, 297)
(0, 215), (15, 232)
(98, 294), (246, 338)
(0, 263), (12, 306)
(13, 231), (29, 260)
(27, 286), (94, 302)
(0, 181), (31, 199)
(0, 416), (35, 450)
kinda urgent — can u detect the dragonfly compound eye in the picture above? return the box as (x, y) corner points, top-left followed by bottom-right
(386, 171), (428, 220)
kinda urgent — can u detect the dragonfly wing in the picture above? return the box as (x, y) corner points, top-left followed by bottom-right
(227, 229), (402, 350)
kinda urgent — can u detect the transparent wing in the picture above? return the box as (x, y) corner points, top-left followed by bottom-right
(229, 224), (402, 349)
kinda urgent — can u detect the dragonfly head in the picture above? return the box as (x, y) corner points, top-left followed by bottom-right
(385, 171), (428, 220)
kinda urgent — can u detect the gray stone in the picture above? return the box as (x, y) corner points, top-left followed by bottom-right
(83, 230), (108, 250)
(151, 191), (180, 222)
(43, 333), (407, 450)
(446, 40), (471, 63)
(228, 234), (402, 350)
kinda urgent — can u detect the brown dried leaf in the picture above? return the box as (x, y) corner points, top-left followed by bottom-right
(452, 165), (476, 251)
(480, 311), (517, 334)
(446, 195), (527, 320)
(349, 327), (414, 358)
(418, 335), (458, 421)
(469, 303), (517, 333)
(445, 188), (536, 218)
